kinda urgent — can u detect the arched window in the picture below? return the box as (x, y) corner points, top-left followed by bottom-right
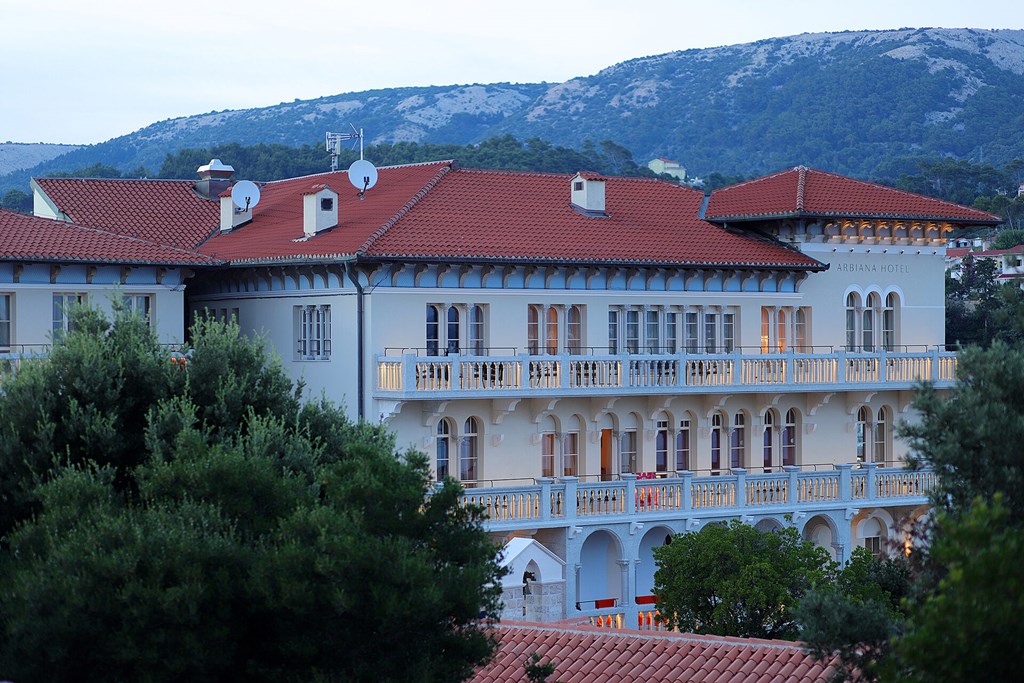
(446, 306), (460, 354)
(711, 413), (723, 473)
(461, 417), (479, 482)
(760, 308), (770, 353)
(468, 305), (485, 355)
(435, 418), (453, 480)
(731, 412), (745, 470)
(856, 407), (872, 463)
(763, 411), (775, 472)
(863, 293), (879, 352)
(882, 293), (898, 351)
(875, 407), (890, 464)
(655, 417), (670, 473)
(567, 305), (583, 354)
(620, 417), (638, 475)
(540, 416), (558, 478)
(527, 305), (540, 355)
(426, 305), (440, 356)
(783, 409), (798, 467)
(845, 293), (859, 351)
(676, 416), (691, 472)
(545, 306), (559, 355)
(562, 416), (580, 477)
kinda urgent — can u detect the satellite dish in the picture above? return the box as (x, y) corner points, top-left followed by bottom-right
(348, 159), (378, 192)
(231, 180), (261, 211)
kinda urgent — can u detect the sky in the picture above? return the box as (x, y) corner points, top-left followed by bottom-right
(1, 0), (1020, 145)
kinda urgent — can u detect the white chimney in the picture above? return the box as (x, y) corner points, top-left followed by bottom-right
(303, 184), (339, 236)
(220, 190), (252, 232)
(570, 172), (607, 216)
(196, 158), (235, 199)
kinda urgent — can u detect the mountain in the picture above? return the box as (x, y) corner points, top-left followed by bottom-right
(4, 28), (1024, 192)
(0, 143), (81, 176)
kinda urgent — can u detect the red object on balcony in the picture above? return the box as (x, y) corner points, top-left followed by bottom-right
(636, 595), (658, 605)
(594, 598), (616, 609)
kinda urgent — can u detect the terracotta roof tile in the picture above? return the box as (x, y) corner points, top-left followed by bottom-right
(470, 622), (837, 683)
(706, 166), (1001, 224)
(33, 177), (221, 249)
(0, 209), (215, 266)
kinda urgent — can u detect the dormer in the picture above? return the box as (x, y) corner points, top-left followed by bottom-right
(570, 171), (607, 217)
(219, 187), (252, 232)
(303, 184), (339, 236)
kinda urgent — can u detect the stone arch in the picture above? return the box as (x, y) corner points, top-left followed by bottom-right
(754, 517), (785, 533)
(636, 525), (673, 604)
(802, 514), (839, 561)
(578, 530), (623, 609)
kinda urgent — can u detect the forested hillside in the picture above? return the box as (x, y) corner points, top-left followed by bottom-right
(3, 28), (1023, 196)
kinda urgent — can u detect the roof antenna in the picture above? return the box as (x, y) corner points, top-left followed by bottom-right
(325, 124), (363, 172)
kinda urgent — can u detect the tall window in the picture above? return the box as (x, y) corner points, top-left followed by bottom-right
(562, 428), (579, 477)
(676, 417), (691, 472)
(53, 293), (85, 340)
(123, 294), (153, 322)
(528, 305), (540, 355)
(875, 407), (889, 464)
(620, 430), (637, 474)
(776, 310), (788, 352)
(665, 312), (678, 353)
(625, 310), (640, 353)
(856, 406), (871, 463)
(882, 293), (897, 351)
(763, 411), (775, 472)
(722, 313), (735, 352)
(426, 305), (440, 356)
(446, 306), (460, 354)
(0, 294), (11, 349)
(782, 409), (798, 467)
(567, 305), (583, 354)
(436, 419), (453, 481)
(684, 312), (699, 353)
(468, 305), (485, 355)
(863, 293), (879, 352)
(704, 313), (718, 353)
(655, 419), (670, 472)
(761, 308), (771, 353)
(541, 432), (558, 478)
(730, 412), (745, 469)
(545, 307), (559, 354)
(794, 308), (807, 352)
(461, 417), (479, 482)
(296, 304), (331, 360)
(711, 413), (723, 473)
(646, 310), (660, 353)
(608, 310), (620, 354)
(845, 293), (859, 351)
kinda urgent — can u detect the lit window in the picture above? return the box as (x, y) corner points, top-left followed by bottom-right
(528, 305), (540, 355)
(567, 305), (583, 355)
(545, 307), (559, 355)
(295, 304), (331, 360)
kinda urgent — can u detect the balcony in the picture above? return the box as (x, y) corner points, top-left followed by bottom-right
(376, 348), (957, 400)
(454, 463), (934, 532)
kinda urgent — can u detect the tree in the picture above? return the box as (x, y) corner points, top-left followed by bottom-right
(653, 520), (835, 639)
(0, 188), (31, 212)
(900, 342), (1024, 520)
(795, 547), (912, 683)
(0, 307), (503, 683)
(887, 497), (1024, 682)
(990, 228), (1024, 250)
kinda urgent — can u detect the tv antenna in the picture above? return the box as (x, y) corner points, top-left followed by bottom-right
(326, 124), (363, 172)
(230, 180), (261, 212)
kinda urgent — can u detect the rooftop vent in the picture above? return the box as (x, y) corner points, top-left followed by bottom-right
(570, 172), (607, 217)
(303, 184), (339, 236)
(196, 159), (235, 199)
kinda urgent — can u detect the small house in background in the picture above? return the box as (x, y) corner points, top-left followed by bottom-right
(647, 157), (687, 181)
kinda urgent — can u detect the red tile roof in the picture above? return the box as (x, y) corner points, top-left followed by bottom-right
(198, 163), (821, 270)
(33, 177), (221, 249)
(0, 209), (216, 265)
(471, 622), (837, 683)
(360, 167), (819, 269)
(706, 166), (1002, 224)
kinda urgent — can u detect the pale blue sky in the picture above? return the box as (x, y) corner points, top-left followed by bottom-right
(1, 0), (1019, 144)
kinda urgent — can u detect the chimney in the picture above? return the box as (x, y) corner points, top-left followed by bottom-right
(196, 159), (235, 199)
(220, 189), (249, 232)
(570, 172), (607, 217)
(303, 184), (339, 236)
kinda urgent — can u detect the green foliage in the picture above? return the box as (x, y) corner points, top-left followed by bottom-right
(944, 254), (1024, 347)
(900, 342), (1024, 520)
(48, 162), (150, 179)
(991, 228), (1024, 250)
(0, 306), (503, 682)
(795, 547), (912, 683)
(888, 497), (1024, 682)
(524, 652), (559, 683)
(653, 520), (835, 639)
(0, 188), (31, 212)
(156, 135), (658, 182)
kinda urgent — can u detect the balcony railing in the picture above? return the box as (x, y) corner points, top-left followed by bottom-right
(377, 349), (957, 398)
(452, 464), (934, 530)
